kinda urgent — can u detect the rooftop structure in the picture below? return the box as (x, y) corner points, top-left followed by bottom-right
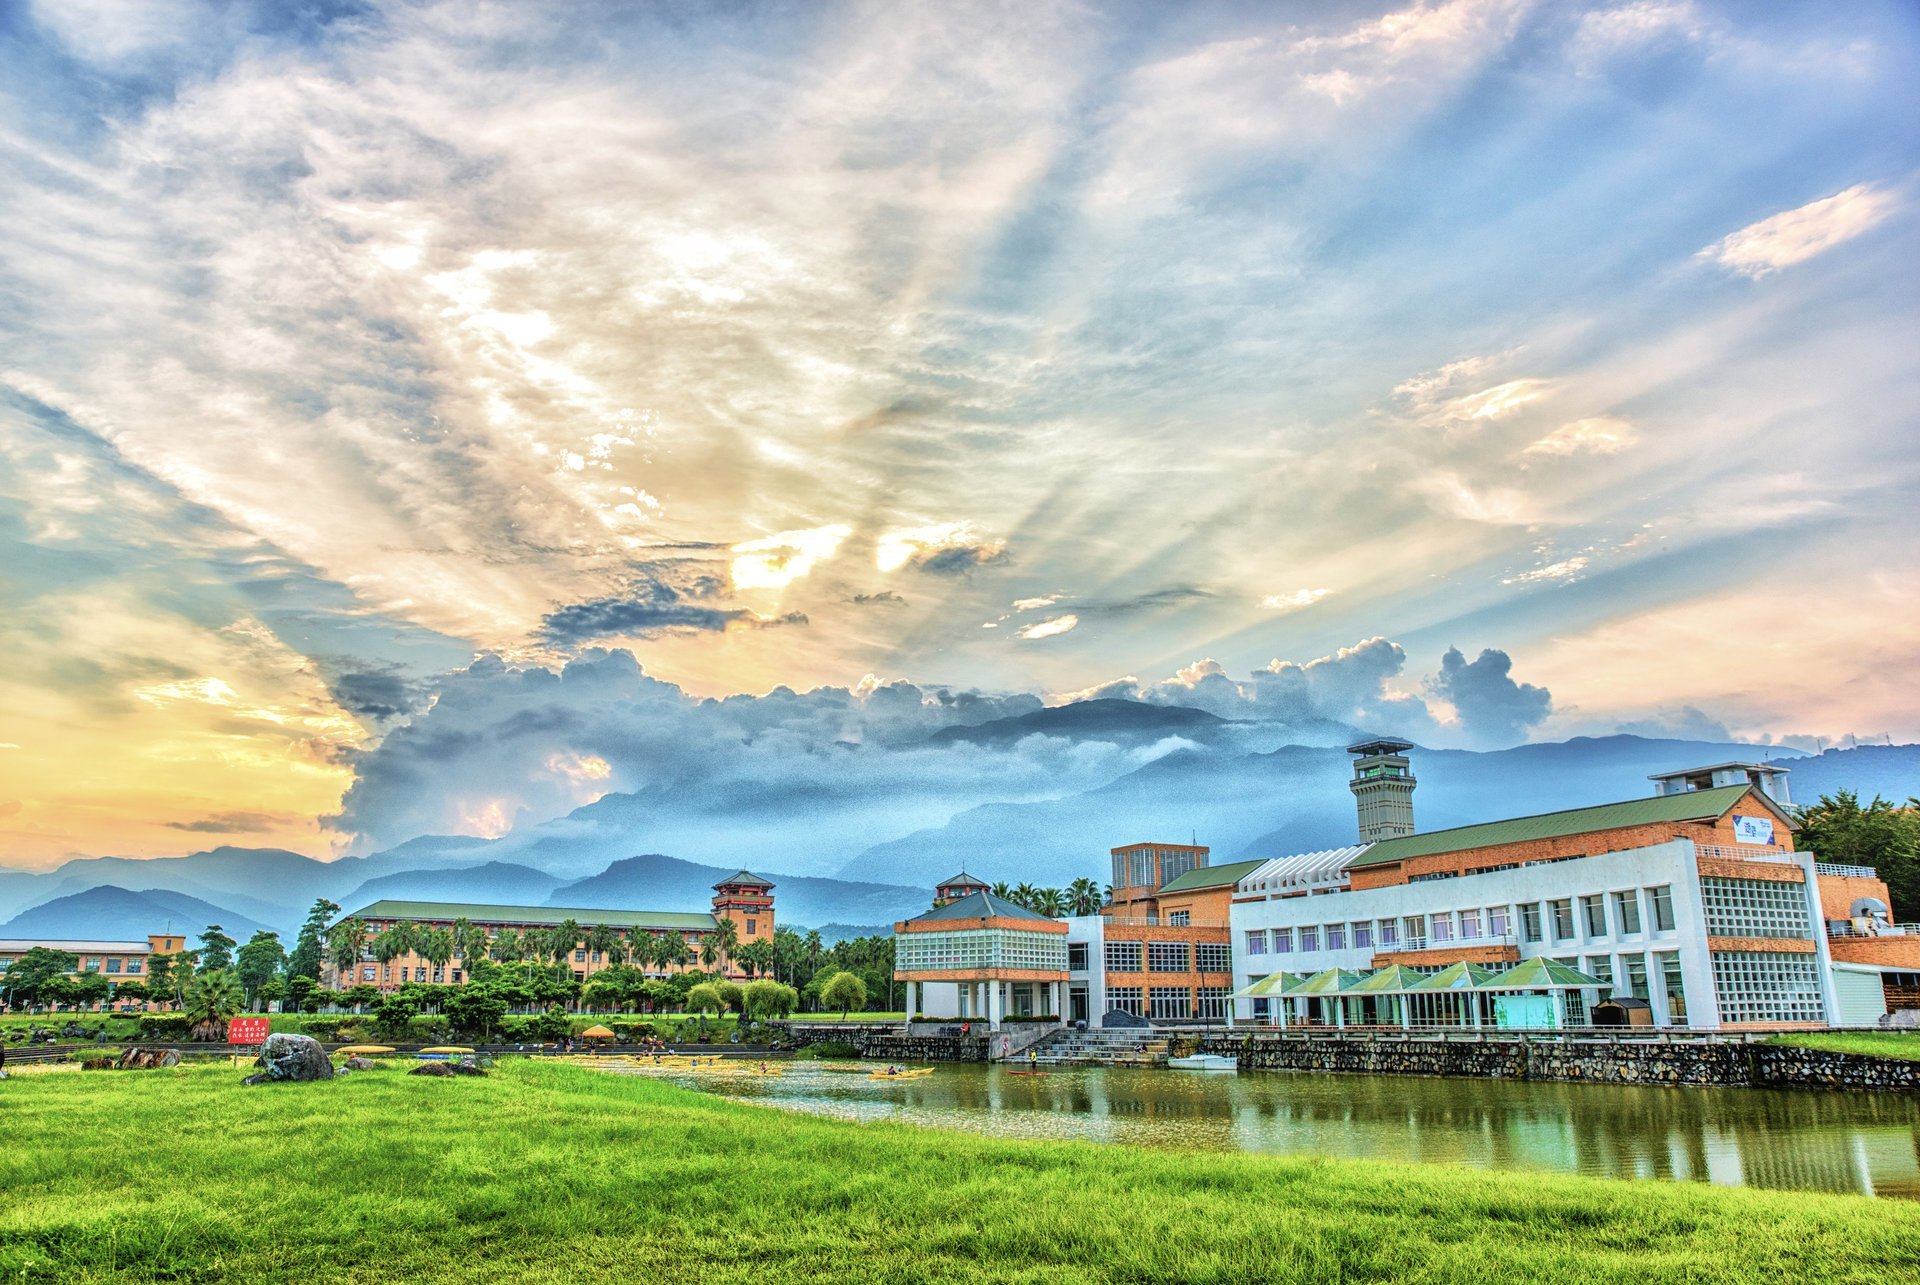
(1649, 761), (1792, 806)
(1348, 737), (1416, 842)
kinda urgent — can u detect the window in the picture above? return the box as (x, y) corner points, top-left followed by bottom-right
(1149, 987), (1191, 1020)
(1582, 895), (1607, 937)
(1196, 987), (1229, 1020)
(1658, 952), (1688, 1026)
(1622, 954), (1648, 998)
(362, 966), (375, 982)
(1148, 942), (1189, 972)
(1273, 928), (1293, 953)
(1551, 900), (1575, 940)
(1245, 930), (1268, 956)
(898, 929), (1067, 973)
(1325, 923), (1346, 950)
(591, 951), (603, 963)
(84, 958), (101, 972)
(1614, 891), (1642, 935)
(745, 919), (757, 936)
(1299, 925), (1319, 952)
(1352, 922), (1373, 949)
(1402, 916), (1425, 950)
(1459, 909), (1481, 940)
(1169, 911), (1190, 927)
(1108, 986), (1144, 1017)
(1584, 956), (1614, 990)
(1648, 885), (1676, 933)
(126, 960), (142, 974)
(1520, 903), (1542, 943)
(1104, 941), (1142, 972)
(1197, 943), (1231, 972)
(1700, 877), (1810, 940)
(1068, 943), (1089, 971)
(1378, 919), (1398, 947)
(1251, 998), (1271, 1023)
(573, 970), (585, 982)
(106, 958), (122, 974)
(1430, 915), (1454, 944)
(574, 949), (586, 962)
(1488, 906), (1508, 937)
(415, 967), (426, 981)
(451, 971), (462, 984)
(1711, 951), (1823, 1025)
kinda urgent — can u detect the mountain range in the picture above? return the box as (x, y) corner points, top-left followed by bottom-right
(1, 696), (1914, 947)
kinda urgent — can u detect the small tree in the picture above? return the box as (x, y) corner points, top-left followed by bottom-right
(0, 947), (78, 1009)
(743, 979), (798, 1020)
(820, 970), (867, 1020)
(183, 970), (243, 1041)
(685, 982), (723, 1016)
(197, 925), (238, 973)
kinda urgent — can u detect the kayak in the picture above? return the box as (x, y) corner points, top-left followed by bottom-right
(869, 1068), (935, 1080)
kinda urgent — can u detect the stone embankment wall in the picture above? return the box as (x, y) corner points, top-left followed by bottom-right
(1198, 1033), (1920, 1092)
(858, 1035), (988, 1062)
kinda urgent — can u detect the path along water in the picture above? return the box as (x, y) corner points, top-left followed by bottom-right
(594, 1059), (1920, 1199)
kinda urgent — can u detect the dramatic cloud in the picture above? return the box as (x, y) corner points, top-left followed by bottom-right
(876, 523), (1010, 577)
(163, 810), (301, 834)
(1699, 183), (1898, 279)
(1428, 647), (1553, 747)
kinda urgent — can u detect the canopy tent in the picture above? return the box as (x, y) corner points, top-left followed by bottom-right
(578, 1025), (617, 1039)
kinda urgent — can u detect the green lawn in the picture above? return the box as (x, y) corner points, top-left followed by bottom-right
(1769, 1031), (1920, 1061)
(3, 1061), (1917, 1283)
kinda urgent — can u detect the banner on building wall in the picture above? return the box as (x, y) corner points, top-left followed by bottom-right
(1732, 816), (1775, 846)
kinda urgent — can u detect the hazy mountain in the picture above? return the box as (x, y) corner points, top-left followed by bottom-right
(336, 861), (564, 911)
(838, 735), (1880, 888)
(547, 853), (930, 930)
(0, 886), (272, 943)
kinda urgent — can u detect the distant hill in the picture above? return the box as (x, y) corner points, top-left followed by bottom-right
(0, 886), (272, 943)
(336, 861), (564, 911)
(548, 854), (929, 930)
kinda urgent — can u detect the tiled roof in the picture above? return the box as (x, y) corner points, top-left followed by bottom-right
(906, 891), (1054, 924)
(1349, 785), (1771, 868)
(1480, 957), (1606, 990)
(334, 901), (718, 931)
(712, 870), (774, 889)
(1156, 859), (1266, 895)
(938, 872), (989, 888)
(0, 939), (151, 953)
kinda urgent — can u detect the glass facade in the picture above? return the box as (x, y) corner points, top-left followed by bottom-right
(897, 927), (1068, 972)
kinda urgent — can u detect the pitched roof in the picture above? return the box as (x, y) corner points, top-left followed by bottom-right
(1349, 784), (1775, 868)
(1289, 967), (1370, 995)
(1233, 970), (1307, 998)
(1407, 961), (1501, 991)
(0, 939), (151, 954)
(335, 900), (718, 932)
(1348, 965), (1430, 994)
(938, 872), (989, 888)
(712, 870), (773, 889)
(1157, 859), (1266, 895)
(1480, 957), (1606, 990)
(907, 890), (1054, 924)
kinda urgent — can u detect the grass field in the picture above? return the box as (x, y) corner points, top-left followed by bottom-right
(3, 1060), (1917, 1283)
(1768, 1031), (1920, 1061)
(2, 1009), (905, 1041)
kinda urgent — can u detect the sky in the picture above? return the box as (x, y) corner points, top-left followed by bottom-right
(1, 0), (1916, 869)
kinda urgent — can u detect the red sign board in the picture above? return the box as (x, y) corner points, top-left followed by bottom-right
(228, 1017), (270, 1045)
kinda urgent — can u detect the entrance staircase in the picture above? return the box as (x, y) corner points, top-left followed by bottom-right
(1025, 1028), (1173, 1067)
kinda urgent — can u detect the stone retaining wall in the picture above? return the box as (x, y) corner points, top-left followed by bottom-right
(1198, 1033), (1920, 1092)
(857, 1034), (988, 1062)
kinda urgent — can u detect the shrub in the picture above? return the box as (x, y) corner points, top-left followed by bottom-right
(531, 1005), (570, 1042)
(609, 1021), (655, 1042)
(136, 1014), (191, 1040)
(798, 1040), (859, 1059)
(406, 1015), (450, 1043)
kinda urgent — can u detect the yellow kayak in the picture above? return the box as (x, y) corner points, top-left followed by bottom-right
(869, 1068), (935, 1080)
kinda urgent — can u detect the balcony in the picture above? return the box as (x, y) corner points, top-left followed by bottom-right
(1694, 844), (1796, 864)
(1828, 921), (1918, 939)
(1814, 862), (1880, 880)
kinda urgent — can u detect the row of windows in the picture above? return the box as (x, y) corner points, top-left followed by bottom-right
(897, 929), (1068, 972)
(1245, 886), (1681, 958)
(0, 957), (145, 975)
(1101, 941), (1234, 973)
(1107, 986), (1231, 1020)
(1700, 878), (1811, 940)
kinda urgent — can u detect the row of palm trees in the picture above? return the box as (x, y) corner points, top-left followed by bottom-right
(986, 877), (1107, 918)
(323, 914), (776, 983)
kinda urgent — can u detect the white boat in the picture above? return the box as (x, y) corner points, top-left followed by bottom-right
(1167, 1054), (1237, 1071)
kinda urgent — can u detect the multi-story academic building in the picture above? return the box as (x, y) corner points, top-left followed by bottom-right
(323, 871), (775, 989)
(0, 932), (190, 1009)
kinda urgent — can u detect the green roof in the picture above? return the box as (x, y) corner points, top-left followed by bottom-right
(1234, 970), (1307, 998)
(1406, 962), (1501, 992)
(1348, 965), (1430, 994)
(713, 870), (773, 889)
(1480, 957), (1606, 990)
(1350, 785), (1769, 868)
(907, 891), (1055, 924)
(1156, 859), (1265, 895)
(1290, 968), (1370, 995)
(336, 900), (718, 932)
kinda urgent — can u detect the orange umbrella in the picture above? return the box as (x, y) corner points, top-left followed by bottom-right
(579, 1025), (616, 1039)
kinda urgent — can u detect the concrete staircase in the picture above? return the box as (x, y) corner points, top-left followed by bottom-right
(1024, 1028), (1173, 1067)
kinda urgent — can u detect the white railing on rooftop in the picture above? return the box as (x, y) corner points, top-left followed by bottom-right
(1815, 862), (1879, 879)
(1100, 917), (1232, 930)
(1827, 922), (1920, 939)
(1693, 844), (1797, 864)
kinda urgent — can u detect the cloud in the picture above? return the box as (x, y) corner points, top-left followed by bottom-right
(1524, 417), (1638, 456)
(162, 810), (300, 834)
(849, 591), (907, 607)
(538, 579), (806, 646)
(1427, 647), (1552, 747)
(877, 523), (1010, 576)
(1017, 614), (1079, 640)
(1260, 588), (1331, 612)
(731, 525), (853, 591)
(1502, 555), (1590, 585)
(1615, 705), (1733, 742)
(1699, 183), (1897, 279)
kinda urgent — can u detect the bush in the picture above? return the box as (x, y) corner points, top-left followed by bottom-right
(136, 1014), (191, 1040)
(406, 1015), (450, 1044)
(531, 1005), (570, 1042)
(299, 1017), (352, 1040)
(609, 1021), (656, 1042)
(797, 1040), (859, 1059)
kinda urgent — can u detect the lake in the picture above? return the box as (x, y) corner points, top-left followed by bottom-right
(601, 1059), (1920, 1198)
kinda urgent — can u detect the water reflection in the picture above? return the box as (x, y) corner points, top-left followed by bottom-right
(601, 1061), (1920, 1199)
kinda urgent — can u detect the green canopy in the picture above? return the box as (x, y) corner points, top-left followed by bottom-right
(1348, 965), (1430, 994)
(1406, 961), (1500, 992)
(1233, 970), (1306, 998)
(1290, 968), (1370, 995)
(1479, 957), (1606, 990)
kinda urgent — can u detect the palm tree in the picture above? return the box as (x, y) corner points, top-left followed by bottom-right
(450, 918), (488, 980)
(663, 935), (694, 974)
(419, 927), (454, 981)
(804, 929), (823, 980)
(698, 934), (721, 972)
(183, 970), (242, 1041)
(1067, 878), (1102, 917)
(712, 916), (740, 975)
(554, 918), (583, 969)
(584, 923), (620, 968)
(490, 927), (523, 963)
(990, 882), (1012, 899)
(325, 918), (367, 989)
(1013, 883), (1039, 910)
(1034, 887), (1066, 918)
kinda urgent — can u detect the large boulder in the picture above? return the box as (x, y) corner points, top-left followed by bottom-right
(117, 1047), (180, 1070)
(241, 1033), (334, 1085)
(409, 1061), (455, 1077)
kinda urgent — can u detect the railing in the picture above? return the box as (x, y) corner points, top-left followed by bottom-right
(1827, 922), (1920, 939)
(1694, 844), (1796, 864)
(1815, 862), (1879, 879)
(1099, 917), (1232, 930)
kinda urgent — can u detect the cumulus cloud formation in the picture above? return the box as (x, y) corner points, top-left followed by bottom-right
(1428, 646), (1553, 747)
(1699, 183), (1897, 279)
